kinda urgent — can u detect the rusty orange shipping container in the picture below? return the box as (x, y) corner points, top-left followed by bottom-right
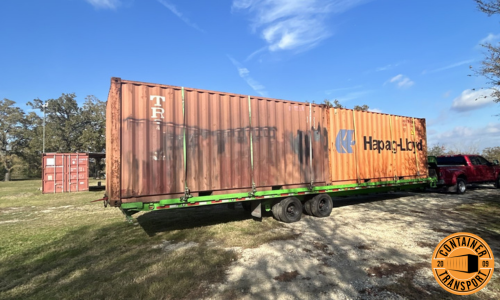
(326, 108), (428, 185)
(106, 78), (330, 206)
(106, 78), (430, 210)
(42, 153), (89, 193)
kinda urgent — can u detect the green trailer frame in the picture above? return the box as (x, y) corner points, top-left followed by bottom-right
(120, 177), (437, 221)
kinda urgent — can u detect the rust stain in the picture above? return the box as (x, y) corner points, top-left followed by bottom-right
(106, 78), (428, 205)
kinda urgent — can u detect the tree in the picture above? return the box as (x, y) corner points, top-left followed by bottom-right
(0, 99), (26, 181)
(353, 104), (370, 111)
(79, 95), (106, 177)
(79, 95), (106, 153)
(27, 93), (84, 153)
(475, 0), (500, 104)
(482, 146), (500, 162)
(428, 144), (446, 156)
(324, 99), (370, 111)
(476, 0), (500, 15)
(17, 111), (44, 177)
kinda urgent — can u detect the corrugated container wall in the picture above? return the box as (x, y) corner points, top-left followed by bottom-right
(106, 78), (329, 206)
(42, 153), (89, 194)
(106, 78), (428, 206)
(326, 108), (428, 184)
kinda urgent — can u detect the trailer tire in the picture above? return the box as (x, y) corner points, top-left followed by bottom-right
(456, 178), (467, 194)
(272, 202), (282, 221)
(310, 194), (333, 218)
(304, 199), (313, 215)
(279, 197), (302, 223)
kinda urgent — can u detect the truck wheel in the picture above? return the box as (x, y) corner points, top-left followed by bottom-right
(456, 178), (467, 194)
(272, 202), (282, 221)
(310, 194), (333, 218)
(279, 197), (302, 223)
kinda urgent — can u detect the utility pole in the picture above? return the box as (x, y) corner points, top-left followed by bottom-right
(42, 102), (48, 153)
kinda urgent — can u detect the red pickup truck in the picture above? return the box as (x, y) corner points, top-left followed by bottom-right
(430, 155), (500, 193)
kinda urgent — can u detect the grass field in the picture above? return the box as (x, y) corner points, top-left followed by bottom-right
(2, 181), (499, 299)
(0, 180), (294, 300)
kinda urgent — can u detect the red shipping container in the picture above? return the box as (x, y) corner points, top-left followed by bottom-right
(42, 153), (89, 194)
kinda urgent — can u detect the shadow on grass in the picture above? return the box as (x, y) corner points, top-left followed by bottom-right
(137, 204), (255, 237)
(137, 193), (414, 237)
(330, 193), (411, 208)
(0, 221), (237, 300)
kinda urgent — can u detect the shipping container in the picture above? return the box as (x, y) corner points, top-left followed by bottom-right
(105, 78), (436, 222)
(446, 254), (479, 273)
(326, 108), (428, 185)
(42, 153), (89, 194)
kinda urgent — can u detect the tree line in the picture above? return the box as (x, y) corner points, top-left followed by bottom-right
(0, 94), (105, 181)
(428, 144), (500, 162)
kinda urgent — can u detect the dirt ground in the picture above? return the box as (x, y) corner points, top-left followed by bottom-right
(1, 181), (498, 299)
(205, 185), (500, 300)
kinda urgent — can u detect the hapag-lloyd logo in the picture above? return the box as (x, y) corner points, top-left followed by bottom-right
(335, 129), (423, 154)
(335, 130), (356, 154)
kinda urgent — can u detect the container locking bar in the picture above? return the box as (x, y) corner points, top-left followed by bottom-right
(181, 87), (192, 202)
(248, 95), (257, 196)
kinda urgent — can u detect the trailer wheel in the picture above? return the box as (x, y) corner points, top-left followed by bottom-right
(456, 178), (467, 194)
(272, 202), (282, 221)
(304, 199), (313, 215)
(279, 197), (302, 223)
(310, 194), (333, 218)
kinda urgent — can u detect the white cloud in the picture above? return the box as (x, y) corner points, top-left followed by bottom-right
(228, 56), (268, 97)
(232, 0), (370, 56)
(86, 0), (121, 9)
(479, 33), (500, 45)
(428, 123), (500, 151)
(451, 89), (495, 112)
(387, 74), (414, 88)
(423, 59), (474, 74)
(368, 108), (382, 113)
(376, 62), (402, 72)
(157, 0), (204, 32)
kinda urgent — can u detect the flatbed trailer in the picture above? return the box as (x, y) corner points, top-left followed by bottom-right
(118, 178), (436, 222)
(104, 78), (435, 223)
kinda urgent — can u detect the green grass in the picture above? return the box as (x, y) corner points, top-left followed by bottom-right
(0, 180), (291, 300)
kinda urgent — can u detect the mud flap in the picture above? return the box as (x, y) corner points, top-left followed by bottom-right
(251, 200), (262, 220)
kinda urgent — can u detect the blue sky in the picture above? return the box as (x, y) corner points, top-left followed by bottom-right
(1, 0), (499, 151)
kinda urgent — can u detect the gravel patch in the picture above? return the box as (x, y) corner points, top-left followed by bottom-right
(208, 186), (500, 299)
